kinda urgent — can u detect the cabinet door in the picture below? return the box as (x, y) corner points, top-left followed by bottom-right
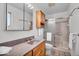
(33, 41), (46, 56)
(36, 11), (41, 28)
(33, 44), (41, 56)
(39, 41), (46, 56)
(36, 10), (45, 28)
(24, 51), (32, 56)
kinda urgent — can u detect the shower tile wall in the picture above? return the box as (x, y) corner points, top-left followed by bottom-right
(53, 20), (70, 56)
(44, 18), (70, 56)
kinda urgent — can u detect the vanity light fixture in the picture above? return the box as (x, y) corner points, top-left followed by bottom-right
(27, 4), (31, 8)
(30, 6), (34, 9)
(26, 3), (34, 9)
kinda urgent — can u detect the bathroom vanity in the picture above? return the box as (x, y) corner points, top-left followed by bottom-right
(2, 39), (46, 56)
(24, 40), (45, 56)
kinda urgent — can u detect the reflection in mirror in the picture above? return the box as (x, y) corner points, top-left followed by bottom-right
(24, 4), (33, 30)
(6, 3), (33, 31)
(7, 3), (24, 30)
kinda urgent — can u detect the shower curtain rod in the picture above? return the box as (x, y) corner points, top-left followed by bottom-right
(56, 7), (79, 19)
(46, 7), (79, 21)
(69, 7), (79, 16)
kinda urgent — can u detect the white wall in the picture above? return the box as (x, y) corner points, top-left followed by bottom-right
(46, 12), (68, 19)
(0, 3), (38, 43)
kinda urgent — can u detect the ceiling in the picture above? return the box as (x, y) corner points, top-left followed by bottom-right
(32, 3), (70, 15)
(7, 3), (70, 16)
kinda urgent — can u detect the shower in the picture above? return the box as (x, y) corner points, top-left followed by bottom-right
(44, 17), (70, 56)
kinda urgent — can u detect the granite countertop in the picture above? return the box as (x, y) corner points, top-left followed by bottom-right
(5, 39), (45, 56)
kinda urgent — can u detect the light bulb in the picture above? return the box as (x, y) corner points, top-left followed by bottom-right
(27, 4), (31, 8)
(30, 6), (34, 9)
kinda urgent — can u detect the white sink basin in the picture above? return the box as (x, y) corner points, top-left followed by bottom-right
(0, 46), (12, 55)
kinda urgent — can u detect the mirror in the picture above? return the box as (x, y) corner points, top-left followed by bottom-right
(24, 4), (33, 30)
(6, 3), (33, 31)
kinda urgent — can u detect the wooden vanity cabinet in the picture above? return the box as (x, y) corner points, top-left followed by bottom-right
(36, 10), (45, 28)
(33, 41), (45, 56)
(24, 51), (32, 56)
(24, 41), (46, 56)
